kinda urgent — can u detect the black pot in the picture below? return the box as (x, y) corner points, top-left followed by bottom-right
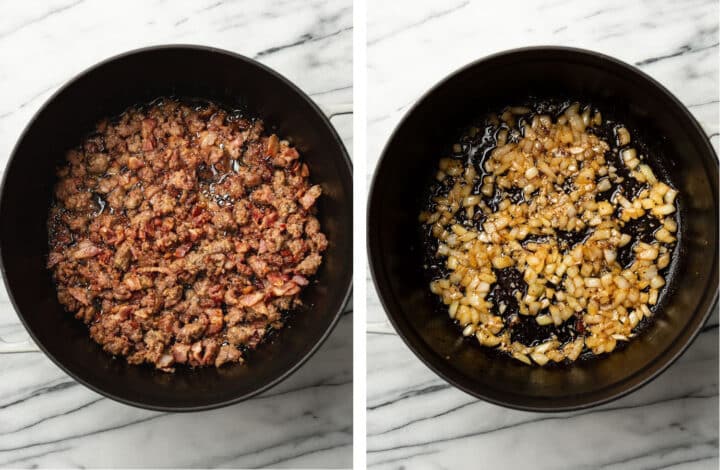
(0, 45), (353, 411)
(368, 46), (718, 411)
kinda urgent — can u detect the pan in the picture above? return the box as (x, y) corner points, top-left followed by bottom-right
(367, 46), (718, 411)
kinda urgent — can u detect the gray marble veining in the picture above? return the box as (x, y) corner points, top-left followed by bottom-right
(367, 0), (718, 468)
(0, 0), (352, 468)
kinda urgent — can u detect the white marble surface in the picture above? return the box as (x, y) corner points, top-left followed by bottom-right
(367, 0), (719, 468)
(0, 1), (352, 468)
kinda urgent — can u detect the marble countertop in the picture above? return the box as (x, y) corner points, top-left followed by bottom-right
(366, 0), (718, 468)
(0, 1), (352, 468)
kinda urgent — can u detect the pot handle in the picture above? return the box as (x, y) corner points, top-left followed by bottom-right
(0, 335), (39, 353)
(320, 102), (353, 119)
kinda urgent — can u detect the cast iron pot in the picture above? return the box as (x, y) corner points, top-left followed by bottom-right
(368, 46), (718, 411)
(0, 45), (353, 411)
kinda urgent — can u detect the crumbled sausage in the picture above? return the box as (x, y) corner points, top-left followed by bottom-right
(176, 316), (208, 343)
(226, 325), (255, 346)
(48, 99), (327, 371)
(296, 253), (323, 275)
(114, 242), (132, 270)
(87, 153), (109, 174)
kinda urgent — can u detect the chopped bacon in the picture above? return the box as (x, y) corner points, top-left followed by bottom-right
(262, 211), (278, 227)
(273, 146), (300, 167)
(189, 341), (203, 365)
(251, 208), (264, 225)
(201, 339), (219, 364)
(267, 271), (290, 286)
(238, 291), (265, 307)
(157, 353), (175, 370)
(271, 282), (301, 297)
(172, 343), (190, 363)
(47, 251), (64, 268)
(136, 266), (172, 274)
(174, 243), (193, 258)
(207, 309), (224, 334)
(299, 185), (322, 210)
(67, 287), (90, 305)
(73, 240), (102, 259)
(124, 274), (143, 291)
(266, 134), (279, 157)
(128, 156), (145, 170)
(141, 118), (157, 136)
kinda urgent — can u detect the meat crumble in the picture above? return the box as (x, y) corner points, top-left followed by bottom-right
(47, 99), (327, 372)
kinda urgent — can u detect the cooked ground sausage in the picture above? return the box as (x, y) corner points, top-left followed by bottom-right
(47, 99), (327, 372)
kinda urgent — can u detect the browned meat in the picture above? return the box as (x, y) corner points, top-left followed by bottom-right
(207, 308), (224, 334)
(296, 253), (323, 275)
(127, 156), (144, 171)
(47, 98), (327, 372)
(237, 291), (265, 307)
(177, 316), (208, 343)
(73, 240), (102, 259)
(172, 343), (191, 364)
(224, 307), (245, 326)
(47, 251), (64, 268)
(215, 344), (243, 367)
(87, 153), (109, 174)
(299, 185), (322, 210)
(156, 354), (175, 371)
(247, 256), (269, 277)
(226, 325), (255, 346)
(67, 287), (90, 305)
